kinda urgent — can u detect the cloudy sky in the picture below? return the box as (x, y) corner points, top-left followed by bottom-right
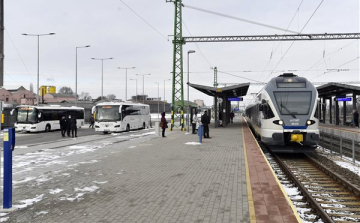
(4, 0), (360, 106)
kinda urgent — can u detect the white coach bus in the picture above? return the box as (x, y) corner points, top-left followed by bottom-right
(14, 105), (84, 132)
(93, 102), (150, 134)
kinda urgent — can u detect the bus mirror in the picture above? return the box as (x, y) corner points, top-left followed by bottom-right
(38, 113), (42, 118)
(261, 99), (267, 105)
(10, 109), (15, 115)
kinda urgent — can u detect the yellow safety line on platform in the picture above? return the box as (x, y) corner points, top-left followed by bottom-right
(242, 123), (256, 223)
(245, 119), (302, 223)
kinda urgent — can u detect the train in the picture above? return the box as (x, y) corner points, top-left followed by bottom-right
(245, 73), (320, 153)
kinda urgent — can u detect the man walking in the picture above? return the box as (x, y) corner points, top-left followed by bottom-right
(201, 111), (210, 138)
(230, 111), (234, 123)
(71, 116), (78, 137)
(59, 116), (66, 137)
(192, 111), (198, 134)
(353, 110), (359, 128)
(89, 116), (95, 129)
(66, 115), (72, 137)
(160, 112), (168, 137)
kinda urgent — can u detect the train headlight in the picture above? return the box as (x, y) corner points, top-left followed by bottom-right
(273, 120), (284, 126)
(306, 120), (316, 126)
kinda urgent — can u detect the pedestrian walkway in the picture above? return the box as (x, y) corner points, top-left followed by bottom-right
(319, 123), (360, 141)
(3, 118), (300, 223)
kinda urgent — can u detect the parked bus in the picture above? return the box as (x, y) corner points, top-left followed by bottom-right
(92, 102), (150, 133)
(14, 105), (84, 132)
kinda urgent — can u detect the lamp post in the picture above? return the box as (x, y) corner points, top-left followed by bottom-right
(118, 66), (135, 101)
(163, 79), (171, 112)
(155, 82), (160, 118)
(75, 45), (90, 106)
(130, 78), (137, 102)
(135, 74), (151, 103)
(187, 50), (196, 132)
(91, 57), (113, 99)
(22, 32), (55, 105)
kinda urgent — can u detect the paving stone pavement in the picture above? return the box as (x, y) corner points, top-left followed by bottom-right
(4, 120), (249, 223)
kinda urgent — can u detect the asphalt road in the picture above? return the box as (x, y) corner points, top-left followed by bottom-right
(14, 127), (104, 146)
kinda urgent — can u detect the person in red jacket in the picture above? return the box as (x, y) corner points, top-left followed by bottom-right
(160, 112), (168, 137)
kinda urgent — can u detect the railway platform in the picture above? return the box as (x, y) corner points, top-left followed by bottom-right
(3, 117), (300, 223)
(319, 123), (360, 141)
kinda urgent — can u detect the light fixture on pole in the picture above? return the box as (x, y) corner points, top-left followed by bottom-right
(187, 50), (196, 133)
(75, 45), (90, 106)
(135, 74), (151, 103)
(118, 66), (135, 101)
(91, 57), (113, 99)
(163, 79), (171, 112)
(129, 78), (138, 102)
(22, 32), (55, 106)
(155, 82), (160, 118)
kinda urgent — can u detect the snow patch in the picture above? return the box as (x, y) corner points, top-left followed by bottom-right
(14, 146), (28, 149)
(93, 181), (108, 184)
(335, 161), (360, 175)
(13, 194), (44, 209)
(13, 177), (36, 185)
(35, 211), (48, 216)
(185, 142), (201, 145)
(0, 217), (9, 222)
(128, 146), (136, 149)
(49, 188), (63, 194)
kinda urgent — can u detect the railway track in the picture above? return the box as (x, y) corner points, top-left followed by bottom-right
(273, 153), (360, 223)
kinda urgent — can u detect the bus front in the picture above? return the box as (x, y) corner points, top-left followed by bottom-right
(94, 104), (122, 133)
(15, 106), (39, 132)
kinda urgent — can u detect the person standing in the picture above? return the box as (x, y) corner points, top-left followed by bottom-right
(201, 111), (210, 138)
(59, 116), (66, 137)
(230, 111), (234, 123)
(192, 111), (198, 134)
(160, 112), (168, 137)
(89, 116), (95, 129)
(353, 110), (359, 128)
(66, 115), (72, 137)
(71, 116), (78, 137)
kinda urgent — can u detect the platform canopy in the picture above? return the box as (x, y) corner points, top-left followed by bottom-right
(317, 82), (360, 97)
(188, 83), (250, 98)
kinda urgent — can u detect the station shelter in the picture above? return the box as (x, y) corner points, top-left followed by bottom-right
(317, 83), (360, 126)
(189, 83), (250, 128)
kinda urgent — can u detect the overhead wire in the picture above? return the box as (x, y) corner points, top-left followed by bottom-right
(182, 4), (299, 34)
(119, 0), (169, 42)
(217, 70), (266, 84)
(5, 30), (34, 82)
(310, 56), (359, 80)
(264, 0), (325, 82)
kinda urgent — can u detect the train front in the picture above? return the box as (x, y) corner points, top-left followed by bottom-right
(262, 74), (320, 152)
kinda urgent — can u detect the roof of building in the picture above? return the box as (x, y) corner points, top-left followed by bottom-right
(50, 93), (76, 98)
(189, 83), (250, 98)
(317, 83), (360, 98)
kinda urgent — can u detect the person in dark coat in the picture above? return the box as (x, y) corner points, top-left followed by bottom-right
(230, 112), (234, 123)
(353, 110), (359, 128)
(201, 111), (210, 138)
(66, 115), (72, 137)
(160, 112), (168, 137)
(89, 116), (95, 129)
(71, 116), (77, 137)
(59, 116), (66, 137)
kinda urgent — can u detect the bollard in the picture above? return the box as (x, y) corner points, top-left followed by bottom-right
(154, 122), (160, 137)
(198, 124), (203, 143)
(3, 128), (15, 209)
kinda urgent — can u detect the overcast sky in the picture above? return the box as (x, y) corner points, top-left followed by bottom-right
(4, 0), (360, 106)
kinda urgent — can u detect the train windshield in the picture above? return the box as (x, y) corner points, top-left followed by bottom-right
(274, 92), (312, 116)
(95, 105), (121, 122)
(17, 107), (37, 124)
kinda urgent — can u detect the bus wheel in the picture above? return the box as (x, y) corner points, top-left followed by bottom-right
(126, 124), (130, 132)
(103, 131), (108, 134)
(143, 122), (145, 129)
(45, 124), (51, 132)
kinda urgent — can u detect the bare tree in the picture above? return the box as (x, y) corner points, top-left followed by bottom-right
(106, 94), (116, 100)
(59, 86), (74, 94)
(79, 92), (92, 101)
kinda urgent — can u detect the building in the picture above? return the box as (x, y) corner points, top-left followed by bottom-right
(0, 86), (36, 105)
(43, 93), (76, 103)
(194, 99), (204, 107)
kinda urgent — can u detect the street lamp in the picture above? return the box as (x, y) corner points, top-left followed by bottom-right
(91, 57), (113, 99)
(118, 66), (135, 101)
(135, 74), (151, 103)
(155, 82), (160, 118)
(75, 45), (90, 106)
(163, 79), (171, 112)
(187, 50), (196, 132)
(22, 32), (55, 105)
(130, 78), (138, 102)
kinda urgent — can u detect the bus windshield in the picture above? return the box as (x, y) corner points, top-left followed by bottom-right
(17, 107), (37, 123)
(95, 105), (121, 122)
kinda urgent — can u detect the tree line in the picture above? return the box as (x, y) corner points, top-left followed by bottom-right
(58, 86), (116, 101)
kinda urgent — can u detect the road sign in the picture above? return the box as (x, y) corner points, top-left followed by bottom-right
(234, 108), (239, 111)
(228, 97), (243, 101)
(334, 97), (352, 102)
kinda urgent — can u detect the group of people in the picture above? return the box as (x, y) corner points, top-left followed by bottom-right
(59, 115), (78, 138)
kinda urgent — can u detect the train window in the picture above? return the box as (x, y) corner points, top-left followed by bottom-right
(262, 104), (275, 119)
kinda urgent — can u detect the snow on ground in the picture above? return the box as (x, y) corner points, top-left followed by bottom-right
(62, 186), (100, 202)
(13, 194), (44, 209)
(35, 211), (48, 216)
(0, 218), (8, 222)
(49, 188), (64, 194)
(93, 181), (108, 185)
(185, 142), (201, 145)
(334, 161), (360, 175)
